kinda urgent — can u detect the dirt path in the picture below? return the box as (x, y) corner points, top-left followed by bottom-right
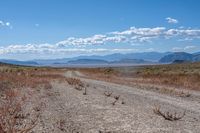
(32, 70), (200, 133)
(63, 71), (200, 132)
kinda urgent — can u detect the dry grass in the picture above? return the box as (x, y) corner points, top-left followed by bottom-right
(80, 62), (200, 91)
(0, 66), (67, 92)
(0, 89), (39, 133)
(0, 65), (73, 132)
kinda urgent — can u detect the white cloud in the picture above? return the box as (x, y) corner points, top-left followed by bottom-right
(146, 48), (155, 52)
(0, 20), (12, 28)
(166, 17), (178, 24)
(165, 29), (200, 40)
(124, 27), (165, 36)
(0, 43), (138, 55)
(56, 34), (129, 46)
(1, 26), (200, 55)
(57, 27), (167, 46)
(184, 45), (197, 50)
(172, 45), (197, 52)
(172, 47), (183, 52)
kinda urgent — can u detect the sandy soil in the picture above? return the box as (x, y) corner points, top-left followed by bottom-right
(29, 70), (200, 133)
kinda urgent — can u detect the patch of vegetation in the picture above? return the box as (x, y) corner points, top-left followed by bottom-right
(0, 89), (39, 133)
(153, 105), (185, 121)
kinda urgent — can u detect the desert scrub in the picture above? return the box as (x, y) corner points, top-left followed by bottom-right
(153, 105), (185, 121)
(0, 89), (39, 133)
(66, 78), (85, 90)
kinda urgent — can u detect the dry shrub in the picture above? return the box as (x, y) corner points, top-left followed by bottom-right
(156, 87), (191, 97)
(121, 99), (125, 104)
(83, 88), (87, 95)
(66, 78), (85, 90)
(153, 105), (185, 121)
(0, 89), (38, 133)
(66, 78), (84, 87)
(112, 95), (120, 105)
(104, 91), (113, 97)
(175, 90), (191, 97)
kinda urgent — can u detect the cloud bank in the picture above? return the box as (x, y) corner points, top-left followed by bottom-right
(0, 26), (200, 55)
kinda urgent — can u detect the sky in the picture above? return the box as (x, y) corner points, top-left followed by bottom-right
(0, 0), (200, 60)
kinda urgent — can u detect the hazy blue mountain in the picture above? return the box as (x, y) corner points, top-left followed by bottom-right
(116, 52), (171, 61)
(110, 59), (153, 64)
(0, 59), (38, 66)
(73, 52), (169, 62)
(2, 51), (200, 66)
(193, 54), (200, 61)
(67, 59), (109, 64)
(159, 52), (194, 63)
(172, 60), (191, 64)
(34, 58), (72, 65)
(33, 52), (170, 65)
(193, 52), (200, 56)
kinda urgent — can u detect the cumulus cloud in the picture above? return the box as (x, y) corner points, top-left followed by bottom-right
(172, 45), (197, 52)
(58, 27), (199, 46)
(172, 47), (183, 52)
(0, 20), (12, 28)
(111, 27), (166, 42)
(1, 26), (200, 55)
(166, 17), (178, 24)
(56, 34), (128, 46)
(184, 45), (197, 50)
(0, 43), (138, 55)
(145, 48), (155, 52)
(57, 27), (169, 47)
(165, 29), (200, 40)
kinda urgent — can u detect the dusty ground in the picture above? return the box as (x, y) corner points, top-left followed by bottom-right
(25, 70), (200, 133)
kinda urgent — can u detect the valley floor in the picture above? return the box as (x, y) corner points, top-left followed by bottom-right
(28, 70), (200, 133)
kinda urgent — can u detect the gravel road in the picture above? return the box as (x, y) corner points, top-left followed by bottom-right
(32, 70), (200, 133)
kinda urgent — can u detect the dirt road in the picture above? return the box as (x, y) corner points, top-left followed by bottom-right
(32, 70), (200, 133)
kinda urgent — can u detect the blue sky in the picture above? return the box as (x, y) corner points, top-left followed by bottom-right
(0, 0), (200, 60)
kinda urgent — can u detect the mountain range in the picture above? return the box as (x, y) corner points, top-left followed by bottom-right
(0, 52), (200, 66)
(159, 52), (200, 63)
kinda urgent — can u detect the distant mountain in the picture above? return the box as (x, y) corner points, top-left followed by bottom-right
(0, 62), (13, 66)
(193, 52), (200, 56)
(1, 51), (200, 66)
(67, 59), (109, 64)
(33, 52), (169, 65)
(159, 52), (194, 63)
(34, 58), (70, 65)
(0, 59), (38, 66)
(193, 54), (200, 62)
(111, 59), (153, 64)
(172, 60), (191, 64)
(117, 52), (171, 61)
(72, 52), (169, 62)
(66, 58), (154, 65)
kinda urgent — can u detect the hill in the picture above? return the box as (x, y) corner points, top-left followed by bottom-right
(0, 59), (38, 66)
(159, 52), (194, 63)
(67, 59), (109, 64)
(111, 58), (152, 64)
